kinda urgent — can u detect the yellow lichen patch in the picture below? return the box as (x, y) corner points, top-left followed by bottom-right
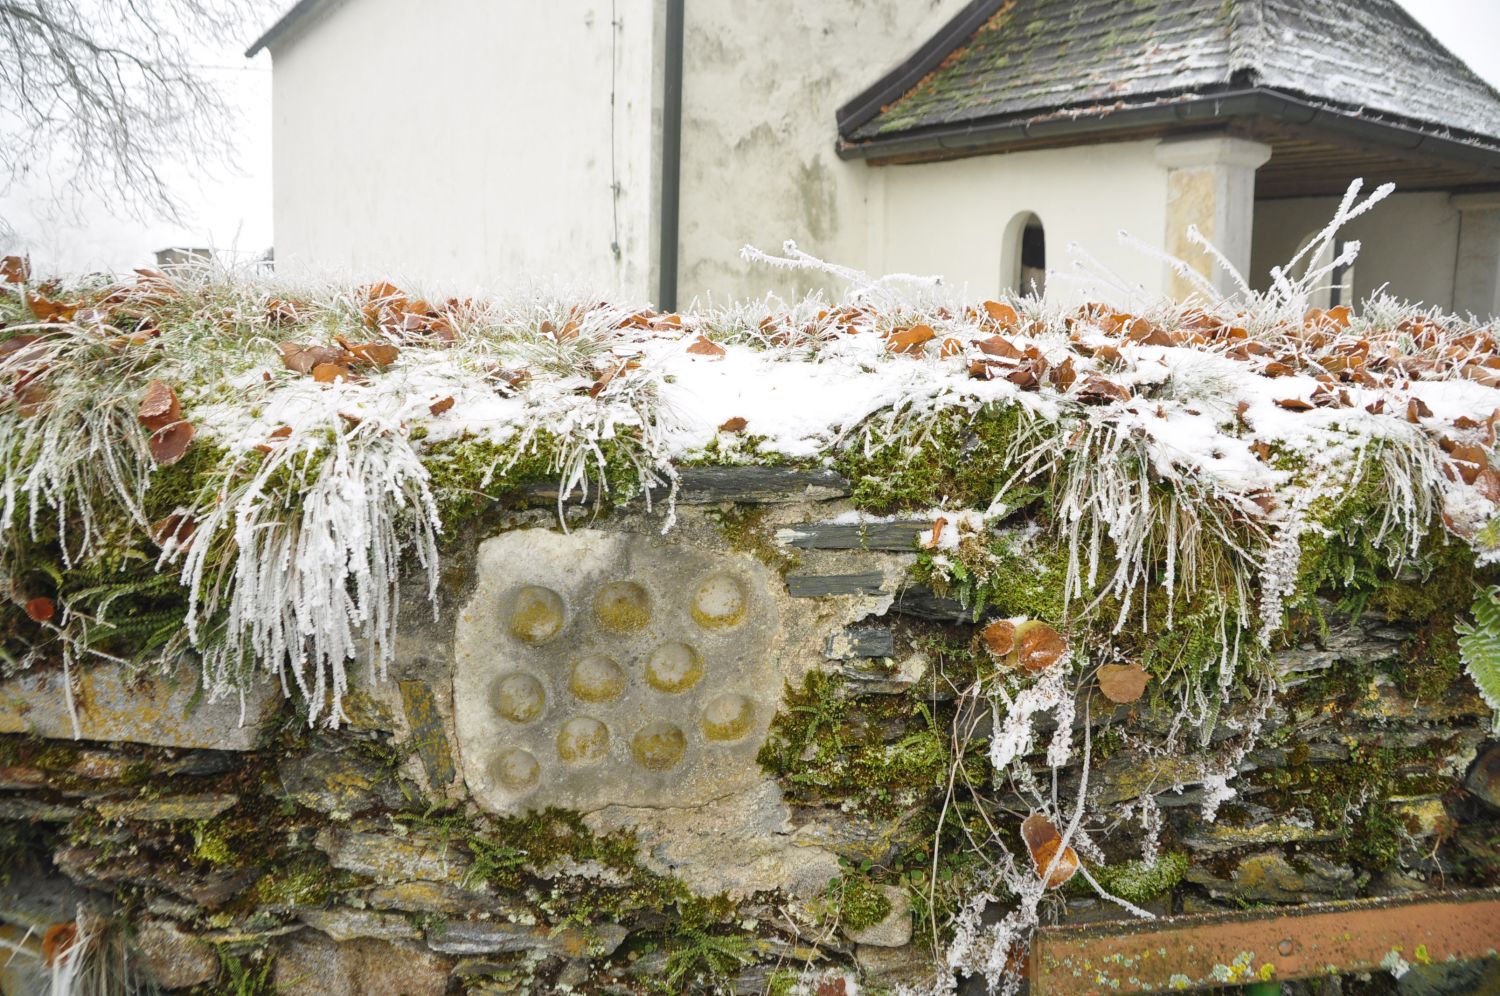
(690, 573), (747, 630)
(645, 642), (704, 693)
(556, 716), (610, 763)
(701, 693), (754, 741)
(632, 722), (687, 770)
(569, 654), (627, 703)
(508, 585), (565, 644)
(492, 747), (540, 790)
(491, 672), (546, 724)
(593, 580), (651, 632)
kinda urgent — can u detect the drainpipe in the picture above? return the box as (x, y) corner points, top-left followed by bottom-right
(657, 0), (684, 311)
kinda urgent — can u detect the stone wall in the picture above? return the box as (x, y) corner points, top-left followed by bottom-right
(1, 467), (1496, 994)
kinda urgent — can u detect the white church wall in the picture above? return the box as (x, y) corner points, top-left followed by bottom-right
(1250, 191), (1461, 313)
(871, 140), (1172, 306)
(268, 0), (662, 299)
(675, 0), (968, 306)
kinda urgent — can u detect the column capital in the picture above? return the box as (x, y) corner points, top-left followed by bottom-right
(1154, 135), (1273, 171)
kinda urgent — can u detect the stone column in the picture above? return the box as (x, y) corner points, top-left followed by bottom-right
(1154, 135), (1273, 301)
(1453, 192), (1500, 321)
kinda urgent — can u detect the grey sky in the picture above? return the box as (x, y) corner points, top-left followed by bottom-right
(3, 0), (1499, 275)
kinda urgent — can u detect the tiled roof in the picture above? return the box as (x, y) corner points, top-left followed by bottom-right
(839, 0), (1500, 150)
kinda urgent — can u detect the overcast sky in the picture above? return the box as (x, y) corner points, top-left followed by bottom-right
(3, 0), (1500, 275)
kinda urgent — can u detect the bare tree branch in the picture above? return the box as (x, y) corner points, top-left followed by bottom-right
(0, 0), (275, 225)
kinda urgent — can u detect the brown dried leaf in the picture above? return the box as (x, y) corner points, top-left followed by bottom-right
(349, 342), (400, 368)
(1407, 397), (1434, 422)
(1451, 444), (1488, 486)
(976, 334), (1023, 359)
(886, 323), (935, 354)
(719, 416), (748, 433)
(149, 422), (195, 466)
(685, 335), (726, 358)
(981, 619), (1016, 658)
(137, 380), (180, 432)
(1097, 662), (1150, 703)
(924, 516), (947, 551)
(429, 396), (455, 416)
(311, 363), (352, 384)
(1020, 814), (1078, 889)
(1, 255), (30, 284)
(983, 300), (1019, 327)
(1274, 397), (1314, 412)
(1015, 620), (1067, 672)
(1074, 374), (1131, 405)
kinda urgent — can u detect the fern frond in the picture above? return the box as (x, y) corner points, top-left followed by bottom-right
(1457, 585), (1500, 733)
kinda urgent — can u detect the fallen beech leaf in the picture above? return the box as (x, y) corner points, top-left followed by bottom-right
(939, 337), (963, 358)
(886, 323), (935, 354)
(1274, 397), (1314, 412)
(1365, 399), (1386, 415)
(983, 300), (1019, 327)
(1020, 814), (1078, 889)
(1, 255), (30, 283)
(1476, 467), (1500, 502)
(311, 363), (352, 384)
(278, 342), (349, 375)
(976, 334), (1022, 359)
(981, 619), (1016, 658)
(24, 596), (54, 623)
(269, 425), (293, 439)
(590, 359), (632, 398)
(1015, 620), (1067, 672)
(1097, 662), (1150, 703)
(685, 335), (725, 358)
(719, 416), (748, 433)
(1407, 397), (1434, 422)
(429, 396), (455, 416)
(1074, 374), (1131, 405)
(924, 516), (947, 550)
(1263, 361), (1297, 377)
(1251, 440), (1272, 461)
(42, 922), (77, 967)
(151, 512), (197, 550)
(137, 380), (181, 432)
(349, 342), (399, 368)
(149, 422), (195, 466)
(1451, 444), (1488, 485)
(1048, 356), (1077, 391)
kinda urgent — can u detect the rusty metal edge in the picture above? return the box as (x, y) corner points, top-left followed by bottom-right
(1030, 888), (1500, 995)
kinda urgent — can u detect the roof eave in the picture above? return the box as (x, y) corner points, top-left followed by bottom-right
(836, 88), (1500, 174)
(245, 0), (333, 58)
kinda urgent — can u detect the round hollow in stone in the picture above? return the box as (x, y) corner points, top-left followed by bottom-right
(492, 748), (540, 791)
(508, 585), (565, 644)
(491, 672), (545, 724)
(691, 573), (747, 630)
(593, 580), (651, 632)
(632, 722), (687, 770)
(569, 654), (627, 703)
(701, 693), (755, 741)
(645, 642), (704, 693)
(557, 717), (610, 763)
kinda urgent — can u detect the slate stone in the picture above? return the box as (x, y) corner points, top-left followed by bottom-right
(426, 919), (626, 958)
(300, 907), (421, 943)
(527, 466), (850, 506)
(891, 586), (970, 621)
(278, 750), (407, 818)
(273, 934), (453, 996)
(0, 664), (278, 750)
(824, 626), (895, 659)
(316, 828), (471, 885)
(399, 679), (456, 787)
(1465, 742), (1500, 811)
(136, 920), (218, 989)
(91, 793), (238, 822)
(777, 520), (929, 550)
(785, 572), (886, 597)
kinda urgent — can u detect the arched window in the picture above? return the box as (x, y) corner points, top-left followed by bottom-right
(1001, 211), (1046, 297)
